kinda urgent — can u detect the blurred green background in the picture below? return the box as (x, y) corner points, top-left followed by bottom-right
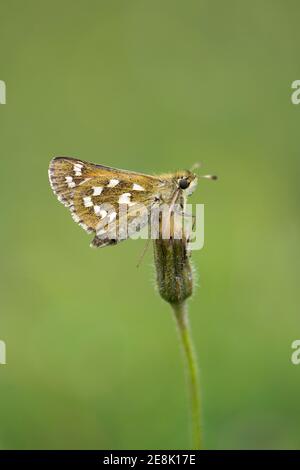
(0, 0), (300, 450)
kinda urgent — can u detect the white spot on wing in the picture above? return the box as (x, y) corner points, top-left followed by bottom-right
(83, 196), (93, 208)
(74, 163), (83, 176)
(118, 193), (132, 204)
(65, 176), (76, 188)
(93, 186), (103, 196)
(132, 183), (145, 191)
(94, 206), (107, 219)
(94, 205), (101, 216)
(107, 179), (119, 188)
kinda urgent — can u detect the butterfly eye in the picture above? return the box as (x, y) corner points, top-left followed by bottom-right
(178, 178), (190, 190)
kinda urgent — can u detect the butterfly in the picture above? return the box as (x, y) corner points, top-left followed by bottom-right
(48, 157), (216, 248)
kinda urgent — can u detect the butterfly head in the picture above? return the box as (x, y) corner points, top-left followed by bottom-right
(176, 171), (198, 196)
(176, 165), (218, 195)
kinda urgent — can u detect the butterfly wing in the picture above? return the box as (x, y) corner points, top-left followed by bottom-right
(48, 157), (169, 247)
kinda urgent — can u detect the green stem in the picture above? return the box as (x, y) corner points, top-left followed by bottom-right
(172, 301), (202, 450)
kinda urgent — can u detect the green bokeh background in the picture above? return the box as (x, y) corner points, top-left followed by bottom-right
(1, 0), (300, 450)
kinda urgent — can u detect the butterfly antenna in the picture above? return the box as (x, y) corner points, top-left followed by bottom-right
(136, 238), (151, 268)
(190, 162), (202, 171)
(190, 162), (218, 180)
(199, 174), (218, 180)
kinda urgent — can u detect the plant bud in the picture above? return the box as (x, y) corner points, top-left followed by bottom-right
(153, 238), (193, 305)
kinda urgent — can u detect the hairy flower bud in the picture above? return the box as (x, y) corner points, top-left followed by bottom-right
(153, 238), (193, 305)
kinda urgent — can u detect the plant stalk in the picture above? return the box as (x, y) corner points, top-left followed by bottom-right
(172, 301), (202, 450)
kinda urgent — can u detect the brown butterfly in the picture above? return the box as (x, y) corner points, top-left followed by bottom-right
(48, 157), (216, 248)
